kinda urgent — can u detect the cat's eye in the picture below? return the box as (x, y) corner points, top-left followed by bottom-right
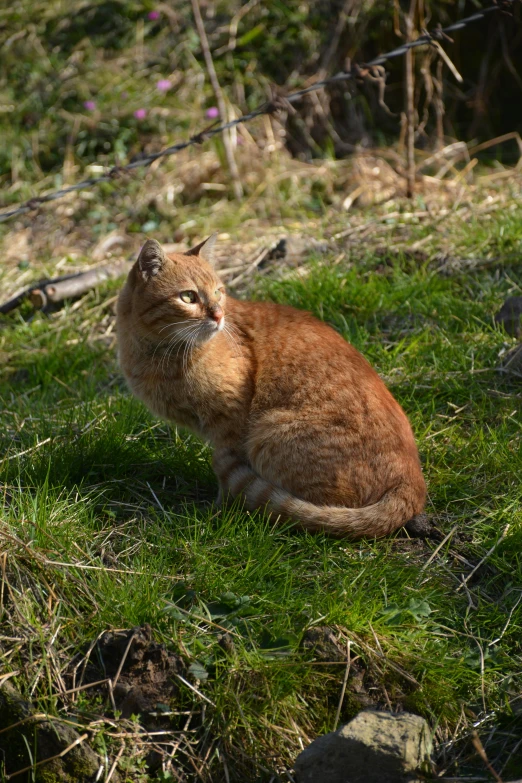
(180, 291), (197, 304)
(215, 289), (222, 299)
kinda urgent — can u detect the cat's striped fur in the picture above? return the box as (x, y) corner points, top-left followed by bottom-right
(117, 236), (426, 539)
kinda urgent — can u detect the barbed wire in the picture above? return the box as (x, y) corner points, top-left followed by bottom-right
(0, 0), (516, 225)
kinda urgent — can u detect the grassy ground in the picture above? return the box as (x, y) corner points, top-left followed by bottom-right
(1, 193), (522, 781)
(2, 2), (522, 781)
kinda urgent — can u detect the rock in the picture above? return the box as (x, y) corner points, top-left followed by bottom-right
(0, 682), (108, 782)
(495, 296), (522, 337)
(294, 710), (432, 783)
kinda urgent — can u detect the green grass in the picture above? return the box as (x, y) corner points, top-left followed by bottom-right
(2, 2), (522, 779)
(1, 220), (522, 781)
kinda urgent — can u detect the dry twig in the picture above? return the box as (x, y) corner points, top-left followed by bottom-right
(472, 731), (504, 783)
(333, 641), (352, 730)
(457, 525), (510, 591)
(191, 0), (243, 200)
(404, 0), (417, 198)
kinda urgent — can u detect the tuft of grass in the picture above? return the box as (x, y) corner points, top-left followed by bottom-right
(1, 205), (522, 780)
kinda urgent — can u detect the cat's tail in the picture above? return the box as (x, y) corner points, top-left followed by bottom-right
(213, 449), (424, 539)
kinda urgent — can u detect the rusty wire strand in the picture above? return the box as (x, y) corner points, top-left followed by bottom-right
(0, 0), (515, 224)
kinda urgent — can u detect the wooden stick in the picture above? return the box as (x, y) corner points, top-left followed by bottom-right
(471, 731), (504, 783)
(419, 524), (458, 572)
(111, 631), (137, 691)
(174, 673), (216, 707)
(191, 0), (243, 200)
(0, 274), (78, 314)
(468, 131), (522, 158)
(434, 55), (444, 150)
(105, 741), (125, 783)
(404, 0), (416, 198)
(432, 40), (463, 83)
(30, 261), (130, 309)
(1, 262), (130, 314)
(0, 671), (20, 687)
(333, 641), (351, 730)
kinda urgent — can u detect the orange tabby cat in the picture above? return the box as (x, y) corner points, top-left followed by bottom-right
(117, 236), (426, 538)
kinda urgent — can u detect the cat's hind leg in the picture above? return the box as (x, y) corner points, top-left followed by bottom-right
(212, 447), (254, 509)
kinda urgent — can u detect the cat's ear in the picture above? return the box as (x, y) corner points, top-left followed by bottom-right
(137, 239), (167, 282)
(185, 233), (217, 265)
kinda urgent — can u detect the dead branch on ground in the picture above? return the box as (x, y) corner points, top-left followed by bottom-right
(0, 261), (130, 314)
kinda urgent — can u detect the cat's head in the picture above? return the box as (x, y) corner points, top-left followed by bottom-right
(120, 235), (226, 345)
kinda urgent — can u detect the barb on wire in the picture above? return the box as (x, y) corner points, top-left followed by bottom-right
(0, 0), (514, 225)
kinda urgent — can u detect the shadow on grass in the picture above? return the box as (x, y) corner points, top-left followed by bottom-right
(1, 336), (216, 522)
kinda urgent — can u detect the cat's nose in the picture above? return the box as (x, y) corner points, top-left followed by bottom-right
(209, 305), (224, 324)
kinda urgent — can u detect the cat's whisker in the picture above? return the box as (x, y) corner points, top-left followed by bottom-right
(222, 317), (243, 348)
(223, 324), (243, 358)
(224, 319), (241, 340)
(184, 324), (202, 374)
(152, 322), (199, 365)
(183, 331), (197, 383)
(180, 325), (194, 374)
(157, 319), (196, 334)
(224, 320), (242, 342)
(152, 330), (180, 361)
(157, 323), (200, 375)
(163, 323), (201, 373)
(165, 324), (199, 352)
(182, 332), (193, 378)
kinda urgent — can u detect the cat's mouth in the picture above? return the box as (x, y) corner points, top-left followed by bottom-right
(204, 316), (225, 338)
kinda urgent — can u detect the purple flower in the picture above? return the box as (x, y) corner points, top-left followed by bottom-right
(205, 106), (219, 119)
(148, 10), (160, 20)
(83, 100), (96, 111)
(156, 79), (172, 92)
(134, 108), (147, 120)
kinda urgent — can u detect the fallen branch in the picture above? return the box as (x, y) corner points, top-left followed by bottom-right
(0, 261), (130, 314)
(0, 273), (78, 314)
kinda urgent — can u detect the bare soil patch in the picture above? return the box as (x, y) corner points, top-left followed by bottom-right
(66, 624), (184, 720)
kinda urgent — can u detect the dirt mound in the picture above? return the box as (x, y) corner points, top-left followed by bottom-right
(301, 626), (377, 711)
(301, 625), (422, 715)
(67, 624), (184, 719)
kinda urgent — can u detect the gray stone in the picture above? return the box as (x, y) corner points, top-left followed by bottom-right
(294, 710), (432, 783)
